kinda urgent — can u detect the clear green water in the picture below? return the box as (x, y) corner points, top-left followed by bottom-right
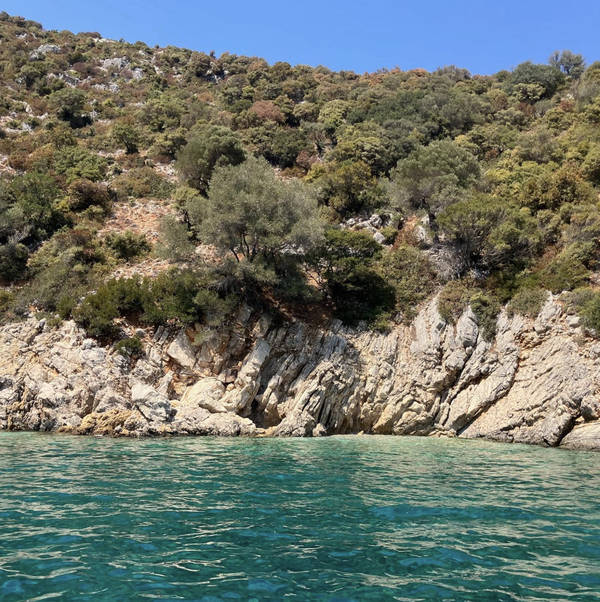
(0, 434), (599, 601)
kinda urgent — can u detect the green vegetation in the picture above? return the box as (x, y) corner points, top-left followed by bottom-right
(1, 14), (600, 339)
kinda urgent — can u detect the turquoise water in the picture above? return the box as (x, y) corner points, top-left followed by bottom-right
(0, 434), (599, 601)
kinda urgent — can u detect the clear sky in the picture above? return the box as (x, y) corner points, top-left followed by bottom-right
(5, 0), (600, 75)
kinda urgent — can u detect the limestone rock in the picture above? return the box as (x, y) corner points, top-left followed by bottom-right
(130, 382), (172, 423)
(560, 421), (600, 450)
(1, 294), (600, 449)
(180, 378), (226, 413)
(166, 330), (196, 369)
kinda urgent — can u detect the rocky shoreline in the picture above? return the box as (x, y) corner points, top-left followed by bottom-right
(1, 294), (599, 451)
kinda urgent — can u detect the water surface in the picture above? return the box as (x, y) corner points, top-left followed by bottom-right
(0, 433), (599, 600)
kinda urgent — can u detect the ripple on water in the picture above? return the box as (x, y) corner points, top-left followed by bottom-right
(0, 433), (599, 601)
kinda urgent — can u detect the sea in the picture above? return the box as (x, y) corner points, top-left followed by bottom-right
(1, 433), (599, 600)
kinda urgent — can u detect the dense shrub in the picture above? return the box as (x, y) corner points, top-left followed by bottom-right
(53, 147), (108, 183)
(105, 231), (150, 261)
(568, 288), (600, 335)
(377, 245), (436, 320)
(312, 229), (395, 325)
(0, 242), (29, 282)
(437, 280), (471, 324)
(507, 287), (548, 318)
(73, 270), (237, 339)
(65, 178), (112, 212)
(469, 292), (501, 341)
(176, 124), (245, 194)
(112, 167), (173, 199)
(114, 336), (144, 358)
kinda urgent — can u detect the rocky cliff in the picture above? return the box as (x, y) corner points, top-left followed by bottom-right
(1, 294), (599, 450)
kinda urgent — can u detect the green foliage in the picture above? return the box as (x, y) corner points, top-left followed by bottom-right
(549, 50), (585, 79)
(176, 124), (245, 194)
(0, 242), (28, 282)
(75, 286), (120, 338)
(65, 179), (112, 212)
(568, 288), (600, 335)
(438, 195), (541, 273)
(508, 62), (565, 99)
(582, 145), (600, 184)
(506, 287), (548, 318)
(105, 231), (150, 261)
(114, 336), (144, 358)
(49, 88), (89, 127)
(541, 243), (593, 293)
(388, 140), (480, 219)
(112, 167), (173, 199)
(377, 245), (436, 320)
(74, 270), (236, 339)
(437, 280), (471, 324)
(1, 15), (600, 333)
(112, 123), (141, 154)
(0, 171), (66, 244)
(313, 229), (394, 325)
(308, 160), (384, 218)
(469, 292), (501, 341)
(157, 216), (195, 262)
(53, 147), (108, 183)
(244, 123), (307, 168)
(196, 155), (323, 269)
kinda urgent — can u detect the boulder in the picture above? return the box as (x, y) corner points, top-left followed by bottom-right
(130, 382), (172, 423)
(166, 330), (196, 369)
(180, 378), (227, 413)
(560, 421), (600, 450)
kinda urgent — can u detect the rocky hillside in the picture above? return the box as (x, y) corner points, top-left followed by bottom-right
(2, 14), (600, 448)
(1, 294), (599, 450)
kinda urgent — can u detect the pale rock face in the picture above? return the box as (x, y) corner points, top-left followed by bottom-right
(166, 330), (196, 369)
(130, 382), (172, 423)
(179, 378), (226, 413)
(1, 294), (600, 449)
(560, 421), (600, 450)
(29, 44), (60, 60)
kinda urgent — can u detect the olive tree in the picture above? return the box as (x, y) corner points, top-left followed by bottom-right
(192, 156), (323, 292)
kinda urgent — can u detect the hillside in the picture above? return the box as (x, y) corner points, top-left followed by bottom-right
(1, 11), (600, 348)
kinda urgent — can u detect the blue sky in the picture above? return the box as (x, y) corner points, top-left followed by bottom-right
(6, 0), (600, 74)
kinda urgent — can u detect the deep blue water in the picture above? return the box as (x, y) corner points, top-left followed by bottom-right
(0, 433), (599, 601)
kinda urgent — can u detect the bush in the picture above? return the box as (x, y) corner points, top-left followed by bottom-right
(307, 160), (384, 218)
(507, 287), (548, 318)
(0, 243), (29, 282)
(377, 245), (436, 320)
(508, 62), (565, 99)
(114, 336), (144, 358)
(193, 156), (322, 300)
(53, 147), (108, 183)
(569, 288), (600, 335)
(105, 231), (150, 261)
(112, 123), (141, 154)
(49, 88), (89, 127)
(156, 216), (195, 262)
(73, 270), (237, 339)
(66, 179), (112, 212)
(0, 289), (13, 312)
(74, 286), (120, 339)
(437, 280), (471, 324)
(389, 140), (480, 219)
(469, 292), (501, 341)
(541, 243), (592, 293)
(112, 167), (173, 199)
(176, 124), (245, 194)
(313, 229), (395, 325)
